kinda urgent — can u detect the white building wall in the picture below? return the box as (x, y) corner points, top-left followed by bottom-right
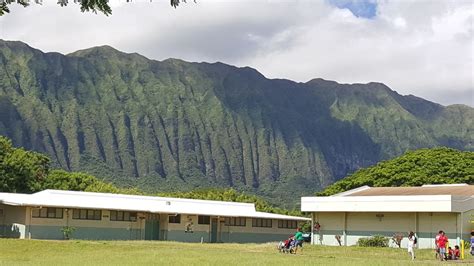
(23, 207), (145, 240)
(345, 212), (415, 247)
(311, 211), (462, 249)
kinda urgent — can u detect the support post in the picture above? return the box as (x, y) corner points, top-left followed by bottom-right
(459, 212), (463, 246)
(311, 212), (315, 245)
(343, 212), (347, 246)
(415, 212), (418, 248)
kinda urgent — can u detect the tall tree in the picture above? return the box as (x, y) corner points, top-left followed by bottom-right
(0, 136), (50, 193)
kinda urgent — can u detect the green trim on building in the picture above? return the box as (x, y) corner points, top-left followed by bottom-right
(221, 232), (291, 243)
(166, 230), (210, 242)
(164, 230), (294, 243)
(344, 230), (459, 239)
(29, 225), (142, 240)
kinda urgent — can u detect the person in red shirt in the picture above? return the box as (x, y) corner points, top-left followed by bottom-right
(447, 247), (454, 260)
(434, 230), (442, 259)
(437, 231), (448, 261)
(453, 245), (460, 260)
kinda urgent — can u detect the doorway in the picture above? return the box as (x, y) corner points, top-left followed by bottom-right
(145, 214), (160, 240)
(210, 218), (218, 243)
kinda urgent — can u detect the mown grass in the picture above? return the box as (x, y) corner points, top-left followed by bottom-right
(0, 239), (472, 265)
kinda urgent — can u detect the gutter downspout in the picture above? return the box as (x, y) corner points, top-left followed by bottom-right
(28, 207), (32, 239)
(415, 212), (418, 249)
(311, 212), (314, 245)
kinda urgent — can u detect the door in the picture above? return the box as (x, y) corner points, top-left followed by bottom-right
(145, 217), (160, 240)
(210, 218), (218, 243)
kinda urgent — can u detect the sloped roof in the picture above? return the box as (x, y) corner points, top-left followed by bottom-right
(0, 190), (309, 221)
(344, 184), (474, 196)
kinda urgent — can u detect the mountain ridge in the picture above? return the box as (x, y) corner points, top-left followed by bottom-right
(0, 39), (472, 207)
(1, 39), (467, 108)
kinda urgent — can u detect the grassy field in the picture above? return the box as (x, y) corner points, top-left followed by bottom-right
(0, 239), (472, 265)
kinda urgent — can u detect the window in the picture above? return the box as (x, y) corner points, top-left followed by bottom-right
(252, 218), (272, 228)
(32, 208), (63, 219)
(110, 211), (137, 222)
(224, 217), (246, 227)
(278, 220), (297, 229)
(72, 209), (101, 220)
(198, 215), (210, 225)
(169, 214), (181, 224)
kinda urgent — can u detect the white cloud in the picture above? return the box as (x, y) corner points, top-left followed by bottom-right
(0, 0), (472, 106)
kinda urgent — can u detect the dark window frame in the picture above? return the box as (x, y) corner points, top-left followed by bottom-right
(198, 215), (210, 225)
(224, 217), (246, 227)
(110, 211), (137, 222)
(278, 220), (298, 229)
(169, 214), (181, 224)
(32, 208), (63, 219)
(72, 209), (102, 221)
(252, 218), (272, 228)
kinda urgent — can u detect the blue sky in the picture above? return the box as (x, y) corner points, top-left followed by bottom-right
(329, 0), (377, 19)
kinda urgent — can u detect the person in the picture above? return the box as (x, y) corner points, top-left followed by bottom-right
(447, 247), (453, 260)
(471, 231), (474, 256)
(294, 227), (304, 252)
(407, 231), (416, 260)
(284, 236), (294, 250)
(453, 245), (460, 260)
(435, 230), (442, 259)
(437, 231), (448, 261)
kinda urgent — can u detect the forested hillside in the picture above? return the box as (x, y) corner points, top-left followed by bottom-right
(0, 40), (472, 207)
(318, 148), (474, 196)
(0, 136), (290, 214)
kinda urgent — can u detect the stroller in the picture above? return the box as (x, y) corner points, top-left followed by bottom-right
(277, 236), (297, 254)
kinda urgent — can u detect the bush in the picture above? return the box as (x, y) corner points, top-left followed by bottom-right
(61, 226), (76, 240)
(357, 235), (389, 247)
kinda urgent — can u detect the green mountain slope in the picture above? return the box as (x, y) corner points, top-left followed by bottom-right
(0, 40), (472, 207)
(318, 147), (474, 196)
(0, 135), (290, 215)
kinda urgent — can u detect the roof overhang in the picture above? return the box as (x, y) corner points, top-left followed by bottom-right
(0, 190), (309, 221)
(301, 195), (474, 213)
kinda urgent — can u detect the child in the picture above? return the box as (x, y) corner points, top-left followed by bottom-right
(447, 247), (453, 260)
(453, 245), (460, 260)
(438, 231), (448, 261)
(284, 236), (294, 249)
(435, 230), (442, 259)
(407, 231), (416, 260)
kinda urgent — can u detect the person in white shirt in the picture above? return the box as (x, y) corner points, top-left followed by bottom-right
(407, 231), (416, 260)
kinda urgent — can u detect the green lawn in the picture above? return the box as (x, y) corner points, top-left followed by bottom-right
(0, 239), (472, 265)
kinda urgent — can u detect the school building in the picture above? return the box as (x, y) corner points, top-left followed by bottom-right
(0, 189), (309, 242)
(301, 184), (473, 249)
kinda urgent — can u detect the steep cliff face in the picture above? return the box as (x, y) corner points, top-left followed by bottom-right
(0, 40), (472, 207)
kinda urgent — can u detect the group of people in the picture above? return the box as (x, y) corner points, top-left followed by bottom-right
(281, 228), (473, 260)
(279, 228), (305, 254)
(408, 230), (463, 261)
(434, 230), (460, 261)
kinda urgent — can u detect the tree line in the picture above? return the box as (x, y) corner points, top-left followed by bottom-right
(0, 135), (295, 215)
(318, 147), (474, 196)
